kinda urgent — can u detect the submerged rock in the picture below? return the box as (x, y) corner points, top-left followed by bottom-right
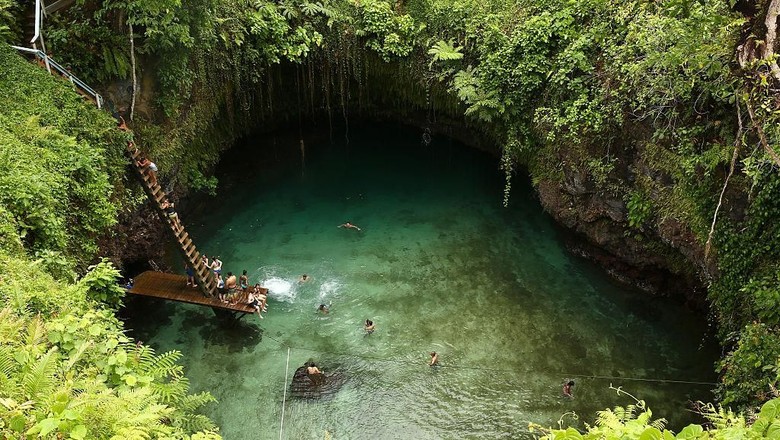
(290, 364), (347, 399)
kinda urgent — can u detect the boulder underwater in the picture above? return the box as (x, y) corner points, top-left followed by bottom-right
(290, 362), (347, 399)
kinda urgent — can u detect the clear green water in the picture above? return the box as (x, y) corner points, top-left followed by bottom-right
(124, 124), (717, 439)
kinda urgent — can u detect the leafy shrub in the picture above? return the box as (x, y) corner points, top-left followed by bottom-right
(718, 323), (780, 407)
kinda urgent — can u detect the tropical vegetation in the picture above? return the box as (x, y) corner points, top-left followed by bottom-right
(3, 0), (780, 437)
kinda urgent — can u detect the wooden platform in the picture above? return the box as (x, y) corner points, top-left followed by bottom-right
(127, 271), (259, 314)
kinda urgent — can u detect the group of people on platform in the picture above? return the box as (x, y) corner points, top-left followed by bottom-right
(185, 255), (268, 318)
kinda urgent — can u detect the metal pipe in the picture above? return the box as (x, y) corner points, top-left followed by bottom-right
(31, 0), (41, 44)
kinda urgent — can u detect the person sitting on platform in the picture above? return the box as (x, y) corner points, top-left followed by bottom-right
(252, 284), (268, 312)
(247, 291), (264, 319)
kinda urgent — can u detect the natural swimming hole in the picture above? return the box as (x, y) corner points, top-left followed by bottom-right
(123, 123), (718, 439)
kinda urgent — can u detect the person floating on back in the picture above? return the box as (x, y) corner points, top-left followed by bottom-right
(429, 352), (439, 367)
(338, 222), (361, 231)
(364, 319), (375, 335)
(563, 380), (575, 398)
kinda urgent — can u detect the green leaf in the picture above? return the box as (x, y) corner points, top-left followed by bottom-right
(676, 424), (704, 440)
(10, 415), (26, 432)
(70, 424), (87, 440)
(37, 417), (60, 437)
(640, 427), (662, 440)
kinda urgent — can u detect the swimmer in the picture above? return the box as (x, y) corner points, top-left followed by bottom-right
(429, 352), (439, 367)
(318, 304), (329, 314)
(299, 274), (311, 283)
(307, 362), (322, 375)
(364, 319), (375, 335)
(338, 222), (361, 231)
(563, 380), (575, 398)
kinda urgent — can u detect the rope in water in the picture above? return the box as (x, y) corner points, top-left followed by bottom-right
(279, 346), (290, 440)
(261, 333), (717, 386)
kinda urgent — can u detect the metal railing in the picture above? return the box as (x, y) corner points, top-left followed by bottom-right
(11, 45), (104, 109)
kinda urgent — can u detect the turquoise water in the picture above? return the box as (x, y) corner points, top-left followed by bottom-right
(124, 124), (717, 439)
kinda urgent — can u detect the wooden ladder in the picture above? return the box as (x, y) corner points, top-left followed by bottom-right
(124, 144), (217, 298)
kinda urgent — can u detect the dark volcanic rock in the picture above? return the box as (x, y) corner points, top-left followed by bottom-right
(290, 365), (347, 399)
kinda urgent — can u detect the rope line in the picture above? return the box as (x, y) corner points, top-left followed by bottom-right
(279, 346), (290, 440)
(261, 333), (717, 386)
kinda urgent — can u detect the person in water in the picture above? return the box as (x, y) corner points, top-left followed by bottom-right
(318, 304), (329, 314)
(299, 274), (311, 283)
(364, 319), (375, 335)
(306, 362), (322, 375)
(429, 352), (439, 367)
(563, 380), (575, 398)
(338, 222), (361, 231)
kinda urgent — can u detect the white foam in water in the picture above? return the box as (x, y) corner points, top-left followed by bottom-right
(319, 279), (342, 301)
(263, 277), (295, 302)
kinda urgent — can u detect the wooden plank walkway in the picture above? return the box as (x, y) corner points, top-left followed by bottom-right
(127, 271), (258, 314)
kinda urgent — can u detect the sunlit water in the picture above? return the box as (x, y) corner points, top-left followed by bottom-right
(123, 124), (717, 439)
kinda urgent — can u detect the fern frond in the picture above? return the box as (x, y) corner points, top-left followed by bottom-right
(24, 315), (47, 353)
(21, 349), (57, 400)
